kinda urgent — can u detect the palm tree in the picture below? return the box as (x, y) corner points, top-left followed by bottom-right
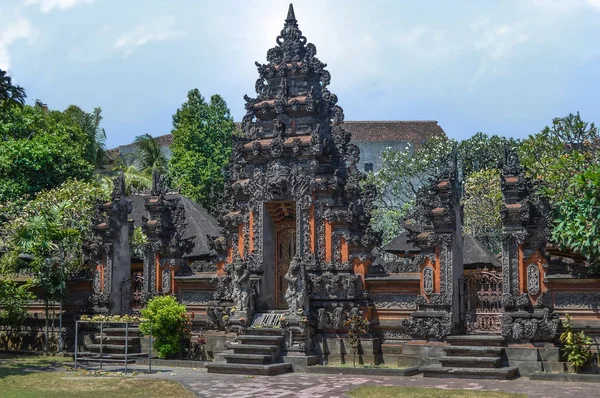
(133, 134), (167, 173)
(4, 202), (79, 352)
(0, 68), (26, 109)
(63, 105), (108, 169)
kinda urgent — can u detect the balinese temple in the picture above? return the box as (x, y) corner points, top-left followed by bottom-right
(7, 3), (600, 379)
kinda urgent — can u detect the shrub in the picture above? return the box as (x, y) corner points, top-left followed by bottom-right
(560, 314), (593, 373)
(139, 295), (189, 359)
(0, 280), (34, 349)
(344, 312), (369, 368)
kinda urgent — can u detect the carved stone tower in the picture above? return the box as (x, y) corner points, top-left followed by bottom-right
(211, 4), (379, 333)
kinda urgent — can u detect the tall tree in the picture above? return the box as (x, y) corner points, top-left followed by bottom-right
(0, 68), (26, 109)
(169, 89), (235, 213)
(61, 106), (108, 169)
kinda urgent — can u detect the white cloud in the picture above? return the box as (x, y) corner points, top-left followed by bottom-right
(113, 17), (185, 56)
(0, 16), (33, 70)
(24, 0), (94, 14)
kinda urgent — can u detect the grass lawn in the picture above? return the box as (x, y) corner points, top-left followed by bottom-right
(348, 386), (526, 398)
(0, 355), (194, 398)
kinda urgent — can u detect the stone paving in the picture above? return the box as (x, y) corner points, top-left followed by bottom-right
(123, 365), (600, 398)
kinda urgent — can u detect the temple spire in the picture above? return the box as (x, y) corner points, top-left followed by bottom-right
(286, 3), (297, 25)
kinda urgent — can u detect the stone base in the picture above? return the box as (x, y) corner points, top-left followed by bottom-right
(311, 335), (381, 365)
(421, 364), (519, 380)
(206, 362), (292, 376)
(281, 353), (318, 372)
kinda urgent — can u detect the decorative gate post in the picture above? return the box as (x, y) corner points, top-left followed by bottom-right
(403, 149), (463, 339)
(500, 147), (559, 341)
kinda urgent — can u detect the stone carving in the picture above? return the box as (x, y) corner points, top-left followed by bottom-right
(181, 291), (214, 305)
(527, 263), (540, 296)
(232, 259), (252, 313)
(554, 293), (600, 309)
(372, 294), (416, 309)
(162, 267), (171, 294)
(92, 267), (102, 294)
(284, 257), (309, 313)
(308, 273), (358, 300)
(402, 313), (452, 340)
(423, 266), (434, 295)
(189, 261), (217, 273)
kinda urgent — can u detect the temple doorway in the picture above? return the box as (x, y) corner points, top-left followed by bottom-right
(266, 202), (296, 310)
(459, 268), (503, 334)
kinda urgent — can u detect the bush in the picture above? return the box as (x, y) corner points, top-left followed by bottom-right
(0, 280), (34, 350)
(560, 314), (593, 373)
(139, 295), (189, 359)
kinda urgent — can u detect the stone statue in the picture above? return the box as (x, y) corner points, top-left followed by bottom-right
(232, 260), (251, 312)
(284, 257), (308, 313)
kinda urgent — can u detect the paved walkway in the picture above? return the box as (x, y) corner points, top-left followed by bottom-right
(118, 366), (600, 398)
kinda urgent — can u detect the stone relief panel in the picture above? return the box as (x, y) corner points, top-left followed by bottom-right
(372, 294), (416, 309)
(527, 263), (540, 296)
(181, 291), (214, 305)
(554, 293), (600, 309)
(423, 266), (434, 295)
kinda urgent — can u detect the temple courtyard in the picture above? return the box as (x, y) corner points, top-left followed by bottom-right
(1, 355), (598, 398)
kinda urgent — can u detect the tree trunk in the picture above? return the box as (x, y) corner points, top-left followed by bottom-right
(44, 298), (49, 353)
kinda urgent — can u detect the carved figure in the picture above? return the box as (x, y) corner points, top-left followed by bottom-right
(284, 257), (308, 313)
(232, 260), (252, 312)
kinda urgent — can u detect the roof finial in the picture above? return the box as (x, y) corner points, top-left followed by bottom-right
(286, 3), (296, 24)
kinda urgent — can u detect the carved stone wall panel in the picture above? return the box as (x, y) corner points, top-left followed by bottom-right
(423, 266), (434, 295)
(181, 291), (214, 305)
(527, 263), (540, 296)
(554, 293), (600, 309)
(372, 294), (416, 309)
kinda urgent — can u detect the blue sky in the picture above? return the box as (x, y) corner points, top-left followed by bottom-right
(1, 0), (599, 148)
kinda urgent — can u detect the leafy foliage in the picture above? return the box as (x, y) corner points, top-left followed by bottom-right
(169, 89), (236, 213)
(133, 134), (167, 173)
(462, 169), (503, 254)
(560, 314), (593, 373)
(139, 296), (190, 359)
(344, 313), (369, 367)
(130, 226), (148, 258)
(0, 280), (35, 345)
(0, 104), (96, 203)
(552, 164), (600, 264)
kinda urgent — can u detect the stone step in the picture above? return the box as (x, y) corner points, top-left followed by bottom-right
(77, 352), (148, 360)
(86, 344), (137, 354)
(247, 328), (286, 336)
(95, 335), (141, 344)
(446, 335), (505, 347)
(101, 327), (141, 336)
(223, 353), (274, 365)
(206, 362), (292, 376)
(232, 344), (280, 356)
(443, 346), (504, 358)
(421, 365), (519, 380)
(439, 356), (502, 368)
(238, 335), (285, 345)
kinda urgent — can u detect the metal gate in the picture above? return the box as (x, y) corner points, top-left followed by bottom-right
(130, 272), (144, 312)
(460, 269), (503, 333)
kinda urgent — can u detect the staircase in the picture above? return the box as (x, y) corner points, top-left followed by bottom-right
(79, 325), (148, 364)
(420, 335), (519, 380)
(206, 327), (292, 376)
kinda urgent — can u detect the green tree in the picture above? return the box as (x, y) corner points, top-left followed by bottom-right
(0, 68), (26, 109)
(0, 105), (94, 203)
(60, 106), (108, 169)
(0, 180), (108, 351)
(1, 203), (79, 351)
(169, 90), (235, 213)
